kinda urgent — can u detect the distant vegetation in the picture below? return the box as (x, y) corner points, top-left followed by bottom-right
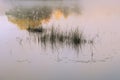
(6, 6), (81, 29)
(6, 5), (91, 50)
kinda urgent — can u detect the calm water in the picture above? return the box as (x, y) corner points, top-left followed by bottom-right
(0, 0), (120, 80)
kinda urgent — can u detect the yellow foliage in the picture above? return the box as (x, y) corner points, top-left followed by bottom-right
(52, 9), (65, 20)
(7, 16), (44, 30)
(7, 9), (67, 30)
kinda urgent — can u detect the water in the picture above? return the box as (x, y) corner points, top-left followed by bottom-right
(0, 0), (120, 80)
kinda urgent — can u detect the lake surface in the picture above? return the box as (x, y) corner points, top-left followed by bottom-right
(0, 0), (120, 80)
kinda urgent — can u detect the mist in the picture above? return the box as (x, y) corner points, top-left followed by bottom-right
(1, 0), (120, 80)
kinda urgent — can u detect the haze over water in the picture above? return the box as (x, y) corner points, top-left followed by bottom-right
(0, 0), (120, 80)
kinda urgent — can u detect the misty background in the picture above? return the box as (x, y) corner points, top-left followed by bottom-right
(1, 0), (120, 80)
